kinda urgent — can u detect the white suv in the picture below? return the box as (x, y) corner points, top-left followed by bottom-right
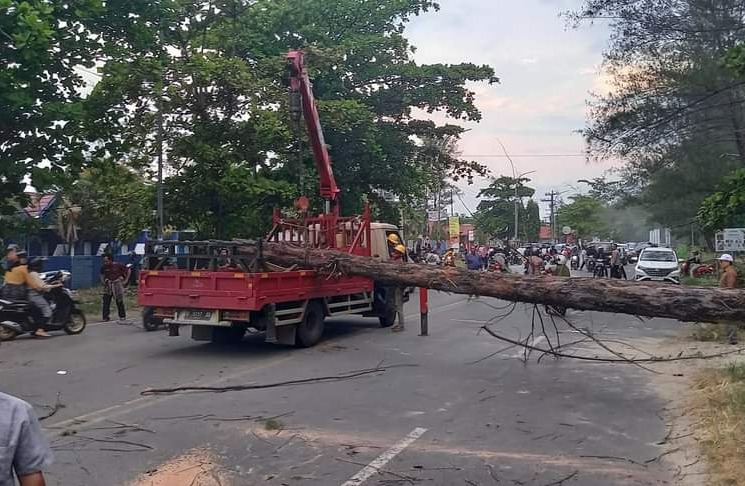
(634, 247), (681, 284)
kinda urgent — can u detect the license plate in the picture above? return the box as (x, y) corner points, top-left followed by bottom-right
(187, 310), (212, 320)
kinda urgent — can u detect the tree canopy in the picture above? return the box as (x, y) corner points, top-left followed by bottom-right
(475, 176), (537, 242)
(1, 0), (102, 216)
(3, 0), (497, 241)
(571, 0), (745, 243)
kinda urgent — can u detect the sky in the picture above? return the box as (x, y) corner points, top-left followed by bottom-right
(404, 0), (613, 220)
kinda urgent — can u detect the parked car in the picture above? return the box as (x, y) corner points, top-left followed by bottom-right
(634, 247), (681, 284)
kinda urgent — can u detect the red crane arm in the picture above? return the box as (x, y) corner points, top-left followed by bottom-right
(286, 50), (340, 211)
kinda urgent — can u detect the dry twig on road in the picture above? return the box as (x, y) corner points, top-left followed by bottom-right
(38, 392), (64, 421)
(480, 324), (745, 366)
(141, 364), (418, 395)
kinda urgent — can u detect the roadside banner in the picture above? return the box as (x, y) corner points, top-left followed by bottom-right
(448, 216), (460, 239)
(715, 228), (745, 252)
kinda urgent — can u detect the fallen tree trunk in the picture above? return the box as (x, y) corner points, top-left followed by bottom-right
(234, 240), (745, 323)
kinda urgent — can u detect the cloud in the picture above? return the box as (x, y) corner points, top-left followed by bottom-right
(404, 0), (613, 218)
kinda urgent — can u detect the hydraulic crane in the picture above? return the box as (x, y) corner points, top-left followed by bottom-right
(286, 50), (341, 215)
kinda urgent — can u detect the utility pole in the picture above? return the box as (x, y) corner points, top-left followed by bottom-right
(541, 190), (560, 243)
(155, 1), (165, 240)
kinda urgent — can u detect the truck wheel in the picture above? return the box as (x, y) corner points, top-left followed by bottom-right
(378, 305), (396, 328)
(211, 327), (246, 344)
(297, 301), (325, 347)
(142, 307), (163, 332)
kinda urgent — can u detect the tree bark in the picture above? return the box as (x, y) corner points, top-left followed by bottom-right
(234, 241), (745, 324)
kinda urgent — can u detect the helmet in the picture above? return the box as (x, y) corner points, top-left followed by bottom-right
(387, 234), (401, 245)
(5, 244), (19, 255)
(557, 255), (567, 266)
(394, 244), (407, 254)
(28, 257), (44, 273)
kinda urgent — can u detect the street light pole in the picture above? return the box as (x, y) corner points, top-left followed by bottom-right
(495, 139), (537, 243)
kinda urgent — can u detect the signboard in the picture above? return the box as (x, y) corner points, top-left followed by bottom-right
(468, 230), (475, 242)
(715, 228), (745, 252)
(448, 216), (460, 239)
(427, 209), (448, 222)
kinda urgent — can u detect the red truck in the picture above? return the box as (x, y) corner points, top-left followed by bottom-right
(137, 50), (407, 346)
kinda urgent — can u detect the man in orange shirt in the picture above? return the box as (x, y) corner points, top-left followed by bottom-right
(719, 254), (739, 344)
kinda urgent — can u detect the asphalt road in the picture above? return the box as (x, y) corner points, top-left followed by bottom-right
(0, 279), (687, 486)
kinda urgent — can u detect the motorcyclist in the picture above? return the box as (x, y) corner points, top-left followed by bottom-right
(443, 248), (456, 267)
(609, 244), (626, 279)
(683, 250), (701, 276)
(555, 254), (571, 277)
(1, 252), (58, 337)
(27, 258), (62, 335)
(3, 244), (19, 272)
(595, 247), (608, 277)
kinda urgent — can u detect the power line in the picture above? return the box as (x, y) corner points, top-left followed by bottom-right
(462, 154), (587, 158)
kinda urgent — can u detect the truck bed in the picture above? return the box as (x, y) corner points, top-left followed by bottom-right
(138, 269), (374, 311)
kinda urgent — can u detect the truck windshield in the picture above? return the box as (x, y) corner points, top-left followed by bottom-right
(640, 250), (676, 262)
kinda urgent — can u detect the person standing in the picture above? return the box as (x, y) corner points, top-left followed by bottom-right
(466, 248), (482, 271)
(389, 241), (407, 332)
(100, 254), (130, 323)
(0, 391), (54, 486)
(478, 245), (488, 271)
(528, 249), (544, 275)
(718, 254), (739, 344)
(580, 246), (587, 271)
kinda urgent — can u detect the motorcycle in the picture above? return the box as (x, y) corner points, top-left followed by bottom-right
(0, 270), (87, 341)
(609, 264), (626, 279)
(692, 264), (715, 277)
(586, 256), (596, 273)
(593, 259), (608, 278)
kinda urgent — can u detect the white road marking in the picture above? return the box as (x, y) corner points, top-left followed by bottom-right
(511, 335), (546, 358)
(341, 427), (427, 486)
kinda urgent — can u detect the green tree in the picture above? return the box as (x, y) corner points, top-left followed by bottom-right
(0, 0), (103, 216)
(558, 195), (608, 240)
(570, 0), (745, 241)
(85, 0), (497, 237)
(68, 162), (156, 242)
(475, 176), (535, 241)
(698, 168), (745, 232)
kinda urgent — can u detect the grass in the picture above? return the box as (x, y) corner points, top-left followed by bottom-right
(263, 418), (284, 431)
(691, 363), (745, 485)
(690, 323), (745, 343)
(73, 286), (140, 320)
(682, 275), (719, 287)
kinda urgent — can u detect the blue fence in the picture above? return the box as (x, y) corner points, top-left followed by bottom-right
(39, 255), (131, 290)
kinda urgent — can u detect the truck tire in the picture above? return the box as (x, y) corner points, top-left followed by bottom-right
(142, 307), (163, 332)
(297, 301), (325, 347)
(377, 290), (396, 327)
(378, 305), (396, 328)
